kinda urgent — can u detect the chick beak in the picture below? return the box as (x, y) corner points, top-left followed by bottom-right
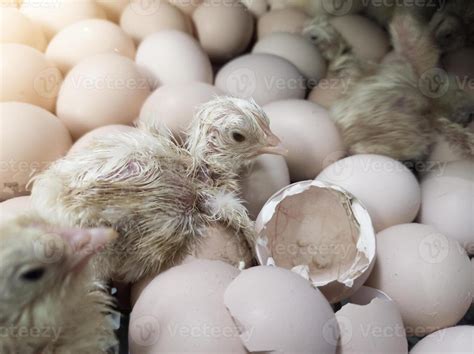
(258, 133), (288, 156)
(59, 228), (118, 274)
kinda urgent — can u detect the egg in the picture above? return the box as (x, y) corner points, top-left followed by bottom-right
(46, 19), (136, 74)
(68, 124), (136, 154)
(120, 1), (192, 44)
(224, 265), (338, 353)
(0, 43), (62, 112)
(0, 7), (46, 51)
(308, 75), (351, 109)
(215, 54), (306, 106)
(20, 0), (106, 39)
(366, 223), (472, 336)
(336, 286), (408, 354)
(168, 0), (203, 15)
(0, 102), (72, 201)
(240, 154), (290, 219)
(193, 0), (254, 62)
(138, 82), (223, 141)
(136, 30), (213, 89)
(0, 196), (32, 223)
(95, 0), (128, 22)
(255, 180), (376, 304)
(252, 32), (327, 82)
(241, 0), (268, 17)
(317, 154), (421, 232)
(330, 15), (390, 63)
(263, 99), (345, 181)
(257, 7), (310, 39)
(130, 260), (246, 353)
(56, 53), (150, 139)
(410, 326), (474, 353)
(419, 160), (474, 255)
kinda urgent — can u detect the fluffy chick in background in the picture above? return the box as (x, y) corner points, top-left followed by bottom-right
(305, 14), (474, 162)
(31, 97), (286, 283)
(0, 215), (117, 354)
(364, 0), (473, 53)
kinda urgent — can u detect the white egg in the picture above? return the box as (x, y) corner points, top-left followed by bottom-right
(317, 154), (421, 232)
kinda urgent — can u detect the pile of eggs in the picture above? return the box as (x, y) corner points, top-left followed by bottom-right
(1, 0), (473, 353)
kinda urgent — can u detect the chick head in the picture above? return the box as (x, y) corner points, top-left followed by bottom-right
(187, 96), (286, 166)
(0, 218), (117, 323)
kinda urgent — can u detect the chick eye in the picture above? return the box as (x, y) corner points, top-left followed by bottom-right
(20, 267), (46, 282)
(232, 132), (246, 143)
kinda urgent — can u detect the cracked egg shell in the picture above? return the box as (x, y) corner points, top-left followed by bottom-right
(129, 259), (246, 353)
(224, 265), (337, 354)
(366, 223), (472, 337)
(410, 326), (474, 354)
(336, 286), (408, 354)
(255, 180), (376, 304)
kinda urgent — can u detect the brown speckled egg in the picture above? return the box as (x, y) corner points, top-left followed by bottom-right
(193, 0), (254, 63)
(258, 7), (310, 39)
(0, 43), (62, 113)
(138, 82), (223, 141)
(215, 53), (306, 106)
(120, 1), (192, 44)
(56, 53), (150, 139)
(20, 0), (106, 39)
(130, 260), (246, 353)
(136, 30), (213, 88)
(46, 19), (136, 74)
(224, 266), (337, 353)
(419, 160), (474, 255)
(0, 102), (72, 201)
(317, 154), (421, 232)
(0, 7), (47, 51)
(366, 223), (472, 337)
(263, 99), (345, 181)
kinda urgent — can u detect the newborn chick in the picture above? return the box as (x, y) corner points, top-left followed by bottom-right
(0, 215), (117, 354)
(31, 97), (286, 283)
(306, 14), (474, 162)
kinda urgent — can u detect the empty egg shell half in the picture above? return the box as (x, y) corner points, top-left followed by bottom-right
(224, 265), (338, 354)
(255, 180), (376, 304)
(336, 286), (408, 354)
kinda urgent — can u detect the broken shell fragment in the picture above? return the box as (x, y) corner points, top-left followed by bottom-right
(336, 286), (408, 354)
(224, 265), (338, 354)
(255, 180), (376, 303)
